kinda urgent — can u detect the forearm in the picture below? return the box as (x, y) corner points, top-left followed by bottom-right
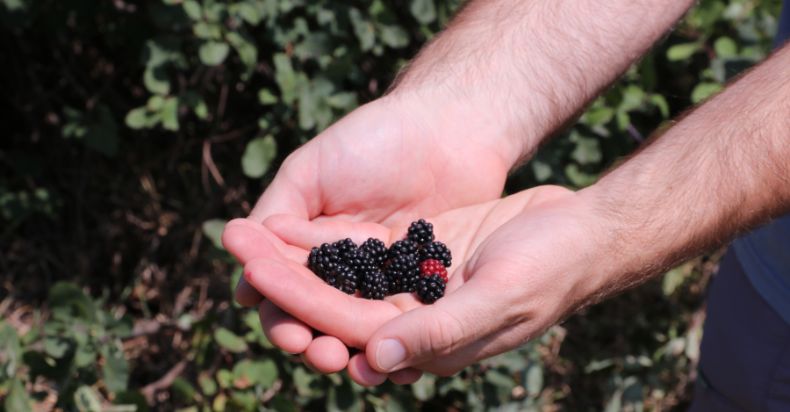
(390, 0), (695, 166)
(579, 44), (790, 300)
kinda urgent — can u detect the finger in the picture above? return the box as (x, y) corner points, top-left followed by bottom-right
(222, 218), (305, 264)
(347, 353), (387, 387)
(259, 300), (313, 354)
(223, 218), (306, 307)
(388, 368), (423, 385)
(248, 150), (320, 223)
(412, 318), (549, 377)
(365, 265), (511, 372)
(235, 279), (264, 307)
(264, 214), (391, 250)
(304, 335), (350, 374)
(244, 258), (401, 348)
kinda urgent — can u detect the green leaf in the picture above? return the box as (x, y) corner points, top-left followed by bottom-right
(201, 219), (226, 250)
(199, 41), (230, 66)
(160, 96), (179, 131)
(583, 106), (614, 126)
(214, 327), (248, 353)
(379, 25), (409, 48)
(232, 359), (278, 388)
(170, 378), (197, 404)
(349, 8), (375, 51)
(4, 378), (31, 412)
(410, 0), (436, 24)
(101, 342), (129, 394)
(258, 89), (278, 105)
(565, 164), (597, 188)
(714, 36), (738, 58)
(691, 82), (722, 103)
(326, 92), (357, 109)
(233, 2), (261, 25)
(571, 135), (602, 165)
(144, 66), (170, 95)
(183, 0), (201, 20)
(650, 94), (670, 118)
(43, 336), (70, 358)
(411, 374), (436, 401)
(125, 107), (151, 129)
(0, 322), (21, 379)
(49, 282), (97, 322)
(198, 374), (217, 396)
(241, 135), (277, 178)
(193, 21), (222, 39)
(227, 31), (258, 74)
(526, 363), (543, 396)
(666, 42), (700, 61)
(74, 386), (102, 412)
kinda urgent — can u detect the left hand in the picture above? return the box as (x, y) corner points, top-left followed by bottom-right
(237, 185), (609, 383)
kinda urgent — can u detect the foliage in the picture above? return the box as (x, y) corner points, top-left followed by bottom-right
(0, 0), (781, 410)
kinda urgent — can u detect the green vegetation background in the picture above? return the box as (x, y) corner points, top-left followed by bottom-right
(0, 0), (781, 410)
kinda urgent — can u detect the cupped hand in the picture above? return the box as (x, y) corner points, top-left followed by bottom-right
(224, 93), (521, 381)
(234, 185), (608, 384)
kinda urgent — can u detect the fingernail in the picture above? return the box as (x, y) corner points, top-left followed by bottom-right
(376, 339), (407, 371)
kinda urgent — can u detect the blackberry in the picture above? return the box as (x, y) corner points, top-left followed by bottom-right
(388, 239), (419, 260)
(360, 268), (389, 300)
(343, 248), (373, 272)
(332, 238), (358, 261)
(307, 243), (341, 278)
(417, 274), (446, 304)
(385, 253), (420, 293)
(420, 259), (448, 283)
(359, 238), (388, 266)
(420, 241), (452, 268)
(328, 264), (358, 295)
(407, 219), (434, 245)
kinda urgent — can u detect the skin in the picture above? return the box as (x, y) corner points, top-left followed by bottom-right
(224, 0), (789, 386)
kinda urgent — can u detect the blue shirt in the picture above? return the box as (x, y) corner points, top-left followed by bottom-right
(732, 0), (790, 326)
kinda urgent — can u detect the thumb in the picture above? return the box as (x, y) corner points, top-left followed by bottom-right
(365, 276), (506, 373)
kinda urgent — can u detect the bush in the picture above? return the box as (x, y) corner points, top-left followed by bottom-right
(0, 0), (781, 410)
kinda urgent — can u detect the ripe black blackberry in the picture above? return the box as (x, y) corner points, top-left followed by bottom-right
(308, 243), (341, 278)
(385, 253), (420, 293)
(417, 274), (446, 304)
(407, 219), (434, 245)
(420, 241), (452, 268)
(360, 268), (389, 300)
(332, 238), (358, 261)
(329, 264), (358, 295)
(388, 239), (419, 260)
(359, 238), (388, 266)
(344, 248), (375, 274)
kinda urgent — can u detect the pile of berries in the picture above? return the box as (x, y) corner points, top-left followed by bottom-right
(306, 219), (451, 304)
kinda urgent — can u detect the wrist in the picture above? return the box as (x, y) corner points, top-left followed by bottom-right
(383, 87), (534, 171)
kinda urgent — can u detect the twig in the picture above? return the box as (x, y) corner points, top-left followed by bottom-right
(202, 139), (225, 187)
(141, 360), (188, 404)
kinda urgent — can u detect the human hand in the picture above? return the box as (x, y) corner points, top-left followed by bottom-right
(237, 185), (609, 384)
(224, 93), (523, 382)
